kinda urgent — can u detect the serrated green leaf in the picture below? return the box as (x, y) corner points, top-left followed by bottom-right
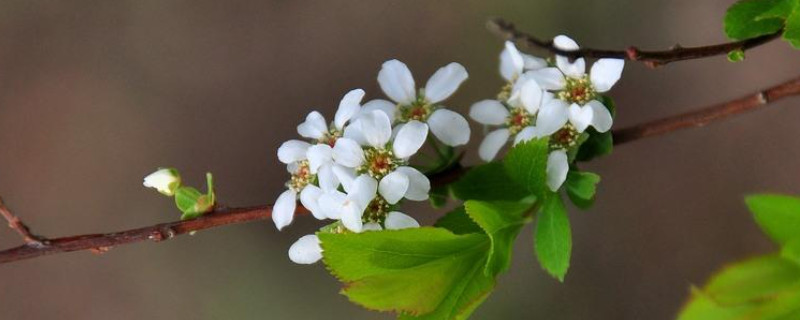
(534, 194), (572, 282)
(704, 255), (800, 305)
(503, 138), (550, 199)
(746, 194), (800, 245)
(782, 238), (800, 265)
(451, 162), (530, 201)
(465, 200), (533, 276)
(724, 0), (789, 40)
(434, 206), (483, 235)
(565, 171), (601, 209)
(785, 3), (800, 48)
(678, 288), (756, 320)
(727, 49), (746, 62)
(319, 228), (494, 318)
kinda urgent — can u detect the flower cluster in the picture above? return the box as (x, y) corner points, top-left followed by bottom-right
(275, 60), (471, 264)
(470, 36), (624, 191)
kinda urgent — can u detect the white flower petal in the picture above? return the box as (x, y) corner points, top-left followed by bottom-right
(478, 128), (510, 162)
(519, 79), (543, 114)
(378, 171), (410, 204)
(299, 185), (326, 220)
(499, 41), (524, 81)
(378, 59), (416, 104)
(359, 110), (393, 148)
(361, 99), (397, 123)
(424, 62), (468, 104)
(362, 222), (383, 231)
(567, 103), (593, 133)
(529, 68), (566, 91)
(342, 119), (367, 146)
(318, 190), (346, 219)
(332, 165), (356, 193)
(317, 164), (339, 191)
(296, 111), (328, 139)
(513, 126), (544, 145)
(535, 100), (569, 136)
(334, 88), (365, 129)
(273, 190), (297, 230)
(393, 120), (428, 158)
(385, 211), (420, 230)
(288, 234), (322, 264)
(587, 100), (613, 132)
(521, 53), (547, 70)
(469, 100), (509, 125)
(341, 200), (365, 233)
(351, 174), (378, 209)
(427, 108), (470, 146)
(143, 168), (180, 196)
(553, 35), (586, 77)
(590, 59), (624, 93)
(553, 35), (579, 50)
(332, 138), (365, 168)
(546, 150), (569, 192)
(277, 140), (310, 164)
(395, 166), (430, 201)
(306, 144), (333, 174)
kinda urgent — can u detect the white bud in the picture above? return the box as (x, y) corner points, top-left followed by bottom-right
(143, 168), (181, 196)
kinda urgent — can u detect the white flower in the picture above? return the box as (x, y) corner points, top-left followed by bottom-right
(332, 110), (431, 206)
(318, 174), (378, 232)
(377, 59), (471, 146)
(529, 35), (622, 136)
(143, 168), (181, 196)
(500, 41), (547, 82)
(288, 234), (323, 264)
(469, 78), (550, 161)
(297, 89), (365, 144)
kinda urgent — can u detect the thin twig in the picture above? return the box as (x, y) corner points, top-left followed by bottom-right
(487, 18), (782, 68)
(0, 197), (44, 245)
(0, 78), (799, 265)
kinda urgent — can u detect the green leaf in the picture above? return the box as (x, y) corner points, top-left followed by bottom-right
(503, 138), (550, 199)
(565, 171), (601, 209)
(756, 0), (797, 20)
(785, 3), (800, 48)
(704, 255), (800, 305)
(727, 49), (746, 62)
(746, 194), (800, 244)
(534, 194), (572, 282)
(319, 228), (494, 319)
(429, 185), (449, 209)
(464, 200), (533, 275)
(678, 288), (757, 320)
(451, 162), (530, 201)
(434, 206), (483, 235)
(724, 0), (790, 40)
(782, 238), (800, 265)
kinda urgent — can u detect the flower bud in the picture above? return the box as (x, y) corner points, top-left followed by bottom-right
(143, 168), (181, 196)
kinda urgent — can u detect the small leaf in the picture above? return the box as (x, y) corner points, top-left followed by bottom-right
(782, 238), (800, 265)
(319, 228), (495, 319)
(503, 138), (550, 199)
(746, 194), (800, 244)
(434, 206), (483, 235)
(565, 171), (601, 209)
(678, 288), (756, 320)
(174, 187), (203, 215)
(724, 0), (789, 40)
(704, 255), (800, 305)
(451, 162), (530, 201)
(465, 200), (533, 275)
(785, 3), (800, 48)
(727, 49), (746, 62)
(534, 194), (572, 282)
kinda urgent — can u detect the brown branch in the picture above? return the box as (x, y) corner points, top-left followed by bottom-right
(0, 80), (799, 265)
(487, 18), (782, 68)
(612, 76), (800, 144)
(0, 197), (43, 245)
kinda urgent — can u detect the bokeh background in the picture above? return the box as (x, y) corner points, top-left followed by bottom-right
(1, 1), (799, 319)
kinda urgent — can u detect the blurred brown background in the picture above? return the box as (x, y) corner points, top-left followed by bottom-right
(1, 1), (799, 319)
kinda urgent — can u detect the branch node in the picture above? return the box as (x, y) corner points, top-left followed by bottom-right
(90, 246), (113, 255)
(148, 226), (176, 242)
(625, 46), (641, 60)
(757, 91), (769, 104)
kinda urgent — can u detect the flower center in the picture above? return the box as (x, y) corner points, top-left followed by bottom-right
(505, 106), (533, 135)
(363, 196), (391, 224)
(359, 148), (401, 179)
(288, 160), (313, 192)
(496, 82), (514, 101)
(399, 101), (433, 122)
(549, 123), (580, 149)
(319, 128), (342, 147)
(557, 75), (596, 105)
